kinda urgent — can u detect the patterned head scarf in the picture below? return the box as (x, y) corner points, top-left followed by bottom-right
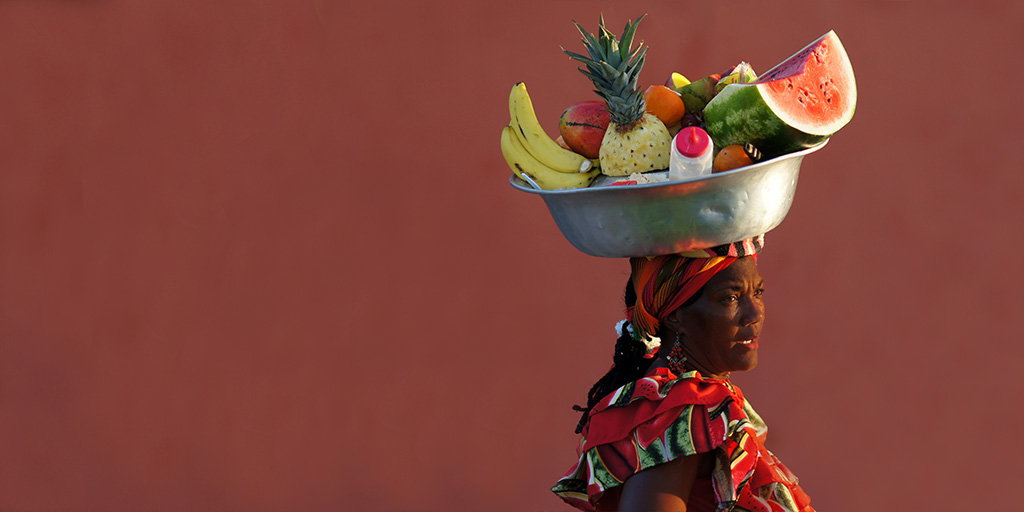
(626, 235), (764, 342)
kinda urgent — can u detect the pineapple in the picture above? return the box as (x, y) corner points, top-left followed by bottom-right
(564, 15), (672, 177)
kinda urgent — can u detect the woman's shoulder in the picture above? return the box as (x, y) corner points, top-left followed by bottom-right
(580, 367), (744, 447)
(591, 367), (739, 416)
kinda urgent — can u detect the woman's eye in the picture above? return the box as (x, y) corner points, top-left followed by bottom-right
(754, 288), (765, 297)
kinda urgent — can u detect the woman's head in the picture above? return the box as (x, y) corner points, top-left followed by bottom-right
(625, 236), (763, 343)
(627, 246), (766, 378)
(627, 254), (738, 343)
(660, 256), (765, 377)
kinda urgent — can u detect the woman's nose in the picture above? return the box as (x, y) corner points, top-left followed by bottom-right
(740, 296), (765, 325)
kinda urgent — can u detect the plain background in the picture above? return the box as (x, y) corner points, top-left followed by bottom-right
(1, 1), (1021, 511)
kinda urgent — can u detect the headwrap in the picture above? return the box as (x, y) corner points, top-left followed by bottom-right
(626, 235), (764, 343)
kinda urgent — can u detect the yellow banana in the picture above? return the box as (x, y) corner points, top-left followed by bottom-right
(500, 126), (600, 190)
(508, 82), (593, 174)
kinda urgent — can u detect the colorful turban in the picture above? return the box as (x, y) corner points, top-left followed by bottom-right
(627, 235), (764, 342)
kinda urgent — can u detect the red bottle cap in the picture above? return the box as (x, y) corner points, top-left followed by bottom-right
(675, 127), (711, 158)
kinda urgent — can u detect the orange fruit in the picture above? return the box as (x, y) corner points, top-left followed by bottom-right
(713, 145), (755, 173)
(642, 85), (686, 126)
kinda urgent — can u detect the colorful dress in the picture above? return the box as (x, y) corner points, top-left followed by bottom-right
(552, 367), (814, 512)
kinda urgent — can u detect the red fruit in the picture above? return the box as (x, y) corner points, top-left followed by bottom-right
(558, 100), (611, 159)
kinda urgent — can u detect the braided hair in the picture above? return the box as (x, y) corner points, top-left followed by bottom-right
(572, 274), (704, 434)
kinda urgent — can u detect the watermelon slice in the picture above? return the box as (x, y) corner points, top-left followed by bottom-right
(703, 30), (856, 158)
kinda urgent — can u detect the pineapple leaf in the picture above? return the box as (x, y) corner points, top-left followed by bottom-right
(570, 20), (603, 61)
(579, 69), (605, 86)
(565, 56), (606, 84)
(563, 49), (595, 66)
(618, 45), (645, 74)
(615, 53), (631, 73)
(629, 46), (647, 75)
(600, 25), (618, 62)
(619, 14), (646, 63)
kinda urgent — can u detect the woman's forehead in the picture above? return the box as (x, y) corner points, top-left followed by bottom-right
(707, 258), (762, 287)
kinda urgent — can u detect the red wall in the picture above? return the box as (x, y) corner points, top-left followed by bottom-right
(1, 1), (1021, 511)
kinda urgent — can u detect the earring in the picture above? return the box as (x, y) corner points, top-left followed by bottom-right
(667, 331), (687, 374)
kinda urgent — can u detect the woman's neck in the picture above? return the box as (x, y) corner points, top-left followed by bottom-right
(654, 350), (730, 381)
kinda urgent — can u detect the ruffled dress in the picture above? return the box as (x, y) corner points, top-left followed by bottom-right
(552, 367), (814, 512)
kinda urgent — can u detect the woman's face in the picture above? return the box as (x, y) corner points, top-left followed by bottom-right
(666, 256), (765, 378)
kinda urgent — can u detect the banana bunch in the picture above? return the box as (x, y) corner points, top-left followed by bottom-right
(500, 82), (600, 190)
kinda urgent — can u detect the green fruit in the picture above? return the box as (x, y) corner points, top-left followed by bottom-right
(677, 74), (719, 116)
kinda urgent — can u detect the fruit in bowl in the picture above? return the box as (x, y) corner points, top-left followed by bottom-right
(664, 72), (690, 89)
(558, 100), (611, 159)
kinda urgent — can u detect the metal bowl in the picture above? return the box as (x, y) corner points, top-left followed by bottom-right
(509, 140), (828, 258)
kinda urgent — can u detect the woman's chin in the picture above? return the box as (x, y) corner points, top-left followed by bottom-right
(731, 351), (759, 373)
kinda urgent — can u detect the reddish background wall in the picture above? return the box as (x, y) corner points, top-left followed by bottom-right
(1, 1), (1021, 511)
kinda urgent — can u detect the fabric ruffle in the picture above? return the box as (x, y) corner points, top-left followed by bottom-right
(552, 367), (813, 512)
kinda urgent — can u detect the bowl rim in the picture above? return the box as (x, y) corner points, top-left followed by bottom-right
(508, 139), (828, 195)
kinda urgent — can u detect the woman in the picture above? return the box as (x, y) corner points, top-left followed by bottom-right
(552, 237), (814, 512)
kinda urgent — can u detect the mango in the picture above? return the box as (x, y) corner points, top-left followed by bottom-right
(558, 100), (611, 159)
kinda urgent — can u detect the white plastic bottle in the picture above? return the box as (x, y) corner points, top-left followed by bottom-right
(669, 126), (714, 181)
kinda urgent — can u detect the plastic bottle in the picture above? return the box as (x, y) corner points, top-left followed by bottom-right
(669, 126), (714, 181)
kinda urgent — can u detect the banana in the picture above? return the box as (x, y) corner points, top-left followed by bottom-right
(500, 126), (600, 190)
(508, 82), (593, 174)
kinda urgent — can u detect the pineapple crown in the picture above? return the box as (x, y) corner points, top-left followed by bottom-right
(562, 14), (648, 125)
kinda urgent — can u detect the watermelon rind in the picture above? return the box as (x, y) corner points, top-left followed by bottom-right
(703, 30), (856, 159)
(704, 84), (830, 158)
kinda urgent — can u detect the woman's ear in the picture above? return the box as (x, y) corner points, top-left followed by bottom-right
(661, 308), (685, 336)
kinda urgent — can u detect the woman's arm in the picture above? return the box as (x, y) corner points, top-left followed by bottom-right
(616, 452), (709, 512)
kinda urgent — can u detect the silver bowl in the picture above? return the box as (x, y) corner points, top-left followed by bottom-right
(509, 140), (828, 258)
